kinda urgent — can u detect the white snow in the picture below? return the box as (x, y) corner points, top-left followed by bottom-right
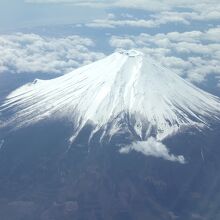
(1, 49), (220, 142)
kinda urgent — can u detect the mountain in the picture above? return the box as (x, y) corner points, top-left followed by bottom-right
(0, 50), (220, 220)
(1, 50), (220, 142)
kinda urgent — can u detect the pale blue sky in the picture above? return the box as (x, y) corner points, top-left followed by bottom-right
(0, 0), (106, 31)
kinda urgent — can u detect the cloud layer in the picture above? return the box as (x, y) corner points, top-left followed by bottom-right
(85, 11), (220, 29)
(85, 12), (191, 29)
(120, 137), (185, 164)
(0, 33), (104, 75)
(26, 0), (220, 22)
(26, 0), (220, 10)
(1, 1), (219, 90)
(109, 27), (220, 84)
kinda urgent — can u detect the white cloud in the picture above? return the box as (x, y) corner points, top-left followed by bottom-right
(109, 37), (135, 49)
(85, 11), (194, 29)
(109, 27), (220, 84)
(0, 33), (105, 75)
(205, 27), (220, 42)
(86, 19), (158, 28)
(163, 31), (203, 43)
(152, 10), (220, 23)
(120, 137), (185, 164)
(114, 0), (220, 12)
(26, 0), (220, 18)
(27, 0), (220, 11)
(85, 14), (191, 29)
(84, 9), (220, 30)
(25, 0), (115, 7)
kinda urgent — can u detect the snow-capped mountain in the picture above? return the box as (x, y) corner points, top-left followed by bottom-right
(1, 50), (220, 220)
(1, 49), (220, 142)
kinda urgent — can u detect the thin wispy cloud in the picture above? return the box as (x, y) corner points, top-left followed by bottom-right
(26, 0), (220, 10)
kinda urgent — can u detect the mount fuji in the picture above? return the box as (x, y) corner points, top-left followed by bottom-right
(0, 50), (220, 220)
(1, 49), (220, 143)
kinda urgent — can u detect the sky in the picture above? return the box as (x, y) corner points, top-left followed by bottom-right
(0, 0), (220, 92)
(0, 0), (106, 29)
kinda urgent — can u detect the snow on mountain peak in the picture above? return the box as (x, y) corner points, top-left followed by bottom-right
(1, 50), (220, 143)
(118, 49), (143, 57)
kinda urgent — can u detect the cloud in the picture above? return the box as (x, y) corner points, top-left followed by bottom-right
(109, 37), (135, 49)
(109, 27), (220, 84)
(119, 137), (185, 164)
(83, 8), (220, 30)
(25, 0), (115, 7)
(26, 0), (220, 22)
(26, 0), (219, 10)
(86, 19), (158, 28)
(205, 27), (220, 42)
(114, 0), (220, 12)
(0, 33), (105, 75)
(85, 15), (190, 29)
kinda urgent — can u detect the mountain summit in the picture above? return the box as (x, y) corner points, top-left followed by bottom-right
(1, 49), (220, 142)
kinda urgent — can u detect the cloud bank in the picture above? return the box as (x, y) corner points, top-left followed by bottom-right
(109, 27), (220, 84)
(26, 0), (220, 23)
(120, 137), (185, 164)
(85, 11), (220, 29)
(1, 1), (219, 89)
(0, 33), (104, 75)
(26, 0), (220, 10)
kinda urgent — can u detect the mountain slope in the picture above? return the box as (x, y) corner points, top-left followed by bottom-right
(1, 50), (220, 142)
